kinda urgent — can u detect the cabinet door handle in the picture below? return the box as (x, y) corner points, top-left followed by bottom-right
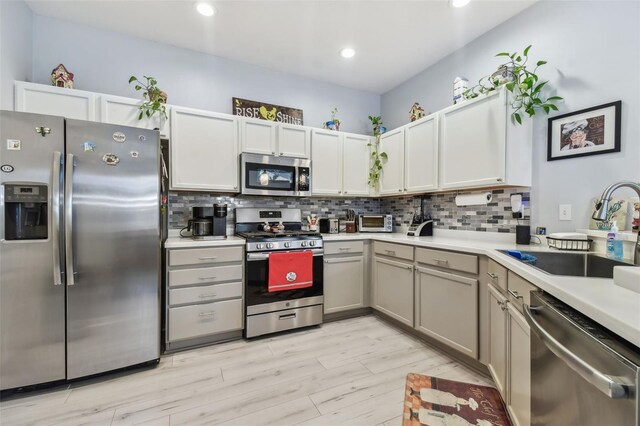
(344, 191), (348, 194)
(199, 276), (217, 280)
(272, 151), (276, 155)
(501, 302), (507, 311)
(508, 289), (523, 300)
(384, 249), (396, 256)
(497, 178), (503, 182)
(199, 293), (217, 299)
(487, 272), (499, 280)
(198, 256), (217, 260)
(198, 311), (215, 317)
(398, 189), (402, 192)
(433, 259), (449, 266)
(406, 266), (413, 271)
(339, 247), (351, 251)
(279, 152), (283, 155)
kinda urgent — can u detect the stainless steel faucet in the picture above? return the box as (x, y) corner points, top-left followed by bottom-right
(592, 181), (640, 265)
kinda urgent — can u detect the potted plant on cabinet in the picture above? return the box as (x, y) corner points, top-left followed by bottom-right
(463, 45), (562, 124)
(128, 75), (168, 124)
(367, 115), (388, 188)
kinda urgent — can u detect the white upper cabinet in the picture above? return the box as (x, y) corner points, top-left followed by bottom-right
(311, 129), (343, 196)
(379, 128), (405, 196)
(278, 124), (311, 158)
(405, 114), (439, 193)
(239, 117), (278, 156)
(439, 88), (532, 189)
(170, 106), (239, 192)
(15, 81), (97, 121)
(240, 118), (311, 159)
(99, 94), (170, 138)
(342, 133), (372, 197)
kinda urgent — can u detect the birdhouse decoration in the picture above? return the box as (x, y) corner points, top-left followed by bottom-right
(409, 102), (425, 122)
(51, 64), (74, 89)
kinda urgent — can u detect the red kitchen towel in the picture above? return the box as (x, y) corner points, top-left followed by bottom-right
(268, 250), (313, 292)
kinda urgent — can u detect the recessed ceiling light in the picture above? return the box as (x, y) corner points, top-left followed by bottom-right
(196, 2), (216, 17)
(451, 0), (471, 7)
(340, 48), (356, 59)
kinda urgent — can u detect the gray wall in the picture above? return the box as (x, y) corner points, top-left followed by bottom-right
(0, 0), (33, 110)
(28, 14), (379, 135)
(382, 0), (640, 233)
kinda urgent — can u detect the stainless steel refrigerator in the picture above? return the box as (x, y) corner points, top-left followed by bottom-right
(0, 110), (160, 390)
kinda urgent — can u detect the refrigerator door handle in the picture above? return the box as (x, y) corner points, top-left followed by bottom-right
(65, 154), (76, 286)
(52, 151), (63, 286)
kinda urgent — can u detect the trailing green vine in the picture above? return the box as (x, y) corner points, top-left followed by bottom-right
(367, 115), (388, 188)
(128, 75), (168, 120)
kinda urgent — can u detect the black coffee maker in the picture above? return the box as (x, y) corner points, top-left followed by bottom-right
(182, 204), (227, 240)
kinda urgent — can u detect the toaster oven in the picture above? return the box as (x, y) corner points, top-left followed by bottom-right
(358, 214), (393, 233)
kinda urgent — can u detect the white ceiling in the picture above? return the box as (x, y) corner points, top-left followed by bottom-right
(25, 0), (535, 94)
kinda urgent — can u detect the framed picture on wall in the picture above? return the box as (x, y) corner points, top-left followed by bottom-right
(547, 101), (621, 161)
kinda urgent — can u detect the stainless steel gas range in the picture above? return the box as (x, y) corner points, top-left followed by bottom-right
(235, 208), (324, 338)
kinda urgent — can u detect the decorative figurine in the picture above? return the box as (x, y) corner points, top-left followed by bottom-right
(323, 107), (340, 131)
(453, 76), (468, 104)
(409, 103), (425, 122)
(51, 64), (74, 89)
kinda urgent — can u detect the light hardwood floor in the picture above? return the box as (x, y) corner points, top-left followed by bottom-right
(0, 315), (493, 426)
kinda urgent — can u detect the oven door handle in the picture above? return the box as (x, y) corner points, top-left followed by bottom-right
(247, 250), (324, 261)
(524, 305), (631, 399)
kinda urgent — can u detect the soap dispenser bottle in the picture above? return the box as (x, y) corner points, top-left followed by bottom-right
(607, 224), (624, 260)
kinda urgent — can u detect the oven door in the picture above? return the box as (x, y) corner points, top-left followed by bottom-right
(245, 250), (324, 313)
(241, 154), (310, 196)
(359, 215), (391, 232)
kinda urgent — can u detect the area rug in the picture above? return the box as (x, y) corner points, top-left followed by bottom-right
(403, 373), (512, 426)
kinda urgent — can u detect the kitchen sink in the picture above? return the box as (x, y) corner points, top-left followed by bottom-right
(498, 250), (634, 278)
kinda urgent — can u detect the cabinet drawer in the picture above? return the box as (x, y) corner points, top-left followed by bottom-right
(169, 282), (242, 306)
(168, 264), (242, 287)
(415, 248), (478, 274)
(169, 246), (243, 267)
(507, 271), (538, 310)
(487, 259), (508, 292)
(374, 242), (414, 261)
(168, 299), (243, 341)
(324, 240), (364, 255)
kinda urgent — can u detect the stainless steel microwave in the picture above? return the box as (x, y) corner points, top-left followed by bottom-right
(240, 153), (311, 197)
(358, 214), (393, 233)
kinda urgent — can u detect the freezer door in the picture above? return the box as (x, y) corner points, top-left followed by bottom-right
(65, 119), (160, 379)
(0, 110), (66, 390)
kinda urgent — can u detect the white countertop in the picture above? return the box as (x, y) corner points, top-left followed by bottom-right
(164, 230), (640, 347)
(164, 235), (245, 248)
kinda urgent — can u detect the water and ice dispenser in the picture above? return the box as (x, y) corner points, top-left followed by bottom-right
(3, 184), (48, 240)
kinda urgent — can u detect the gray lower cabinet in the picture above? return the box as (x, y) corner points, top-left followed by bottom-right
(487, 282), (508, 396)
(165, 245), (244, 351)
(373, 256), (414, 326)
(507, 303), (531, 426)
(324, 256), (365, 314)
(414, 266), (479, 358)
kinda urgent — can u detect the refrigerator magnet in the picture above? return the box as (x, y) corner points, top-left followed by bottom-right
(1, 165), (14, 173)
(112, 132), (126, 143)
(7, 139), (21, 150)
(82, 141), (96, 152)
(138, 135), (146, 142)
(102, 153), (120, 166)
(130, 151), (139, 158)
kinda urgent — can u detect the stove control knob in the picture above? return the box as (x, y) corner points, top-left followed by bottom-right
(256, 243), (263, 249)
(267, 243), (275, 249)
(301, 241), (308, 247)
(310, 241), (316, 247)
(284, 242), (291, 248)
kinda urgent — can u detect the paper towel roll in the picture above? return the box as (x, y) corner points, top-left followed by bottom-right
(455, 192), (492, 206)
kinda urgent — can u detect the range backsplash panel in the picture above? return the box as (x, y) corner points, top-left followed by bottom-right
(168, 187), (530, 233)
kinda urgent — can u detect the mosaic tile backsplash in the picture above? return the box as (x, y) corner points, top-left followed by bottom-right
(381, 187), (530, 233)
(168, 193), (381, 230)
(168, 187), (530, 233)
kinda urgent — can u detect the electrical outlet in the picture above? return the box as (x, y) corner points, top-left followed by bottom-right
(559, 204), (572, 221)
